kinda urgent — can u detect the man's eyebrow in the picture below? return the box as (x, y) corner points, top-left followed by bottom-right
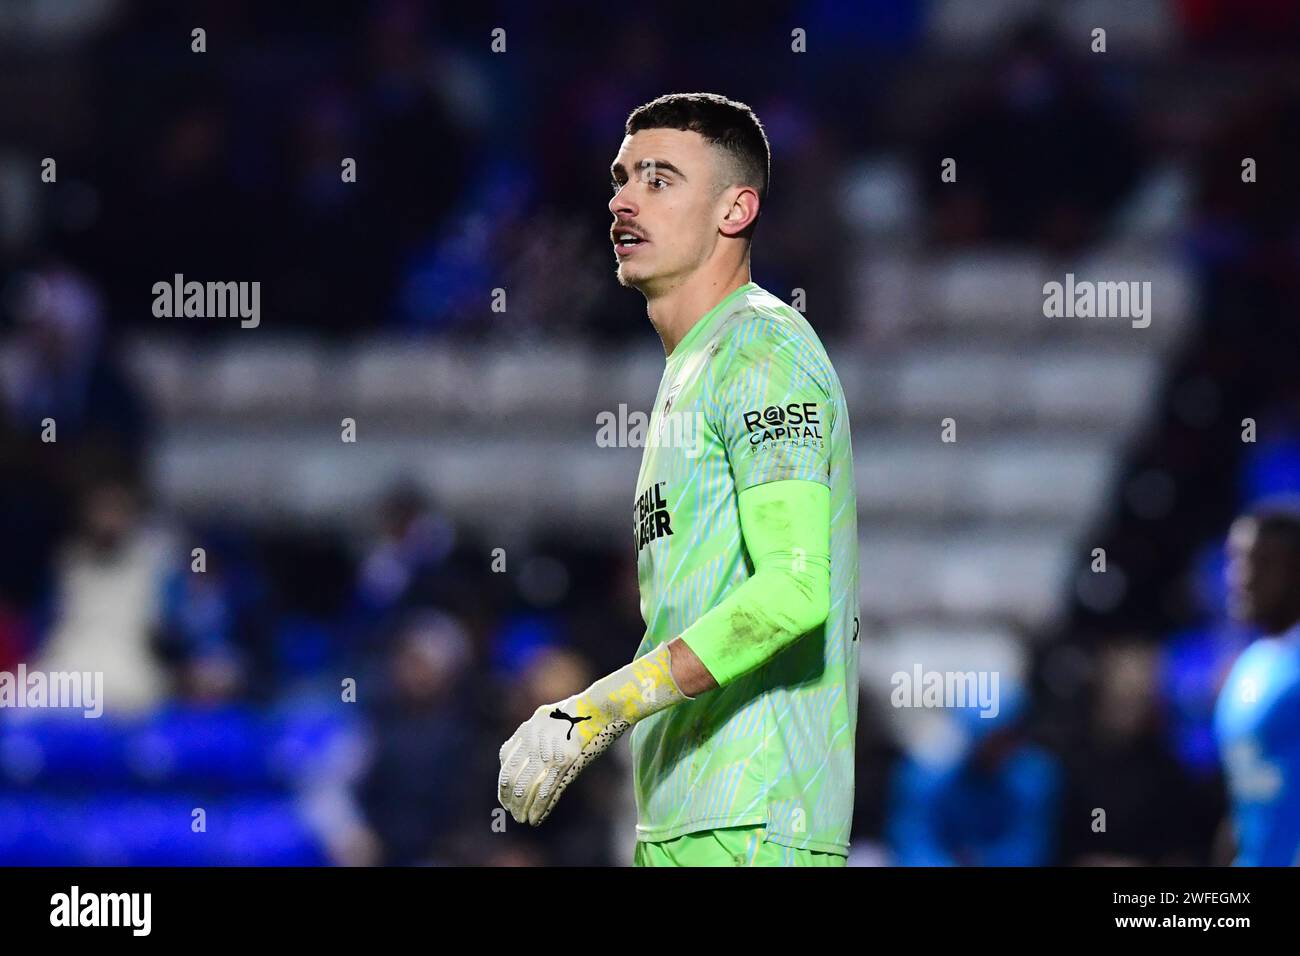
(609, 159), (688, 181)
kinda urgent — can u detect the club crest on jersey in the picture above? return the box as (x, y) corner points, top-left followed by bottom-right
(634, 481), (674, 552)
(742, 402), (824, 452)
(662, 381), (682, 416)
(658, 382), (682, 440)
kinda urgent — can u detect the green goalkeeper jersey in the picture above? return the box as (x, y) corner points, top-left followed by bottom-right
(630, 281), (860, 854)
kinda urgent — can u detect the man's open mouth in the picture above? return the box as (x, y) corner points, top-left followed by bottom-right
(613, 231), (647, 253)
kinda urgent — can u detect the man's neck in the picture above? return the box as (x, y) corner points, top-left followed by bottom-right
(645, 262), (750, 357)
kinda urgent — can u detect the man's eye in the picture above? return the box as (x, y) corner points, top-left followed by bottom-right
(649, 178), (667, 189)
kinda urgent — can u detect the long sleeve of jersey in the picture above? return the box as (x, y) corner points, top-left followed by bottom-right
(677, 478), (831, 687)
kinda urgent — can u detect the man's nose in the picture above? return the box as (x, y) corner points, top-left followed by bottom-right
(609, 185), (636, 217)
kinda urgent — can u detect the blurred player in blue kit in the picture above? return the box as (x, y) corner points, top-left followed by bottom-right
(1215, 503), (1300, 865)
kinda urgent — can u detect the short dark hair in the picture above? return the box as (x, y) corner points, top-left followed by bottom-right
(1246, 497), (1300, 559)
(625, 92), (770, 205)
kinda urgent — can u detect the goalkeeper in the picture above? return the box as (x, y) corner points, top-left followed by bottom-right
(498, 93), (860, 867)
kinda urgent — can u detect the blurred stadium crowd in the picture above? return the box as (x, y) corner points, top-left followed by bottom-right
(2, 0), (1300, 865)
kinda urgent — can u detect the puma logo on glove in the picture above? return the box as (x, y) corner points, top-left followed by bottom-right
(549, 709), (592, 740)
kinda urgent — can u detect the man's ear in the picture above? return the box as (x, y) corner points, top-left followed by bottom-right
(719, 186), (760, 238)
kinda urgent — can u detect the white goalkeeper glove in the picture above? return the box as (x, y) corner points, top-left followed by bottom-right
(497, 642), (688, 826)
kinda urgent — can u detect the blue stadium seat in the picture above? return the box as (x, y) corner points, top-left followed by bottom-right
(0, 794), (327, 865)
(0, 705), (357, 791)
